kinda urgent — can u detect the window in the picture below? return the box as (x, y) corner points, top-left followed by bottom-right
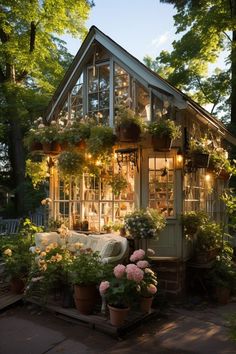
(87, 63), (110, 125)
(70, 75), (83, 121)
(136, 84), (150, 122)
(114, 64), (129, 104)
(53, 160), (135, 231)
(148, 157), (174, 217)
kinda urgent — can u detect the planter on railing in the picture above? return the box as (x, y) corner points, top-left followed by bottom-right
(151, 135), (172, 151)
(43, 141), (61, 155)
(116, 123), (141, 142)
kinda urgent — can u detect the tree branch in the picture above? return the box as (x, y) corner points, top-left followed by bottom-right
(0, 27), (9, 43)
(30, 21), (36, 52)
(0, 66), (6, 83)
(223, 31), (232, 42)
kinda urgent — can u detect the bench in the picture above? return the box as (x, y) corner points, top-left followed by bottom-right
(0, 219), (21, 236)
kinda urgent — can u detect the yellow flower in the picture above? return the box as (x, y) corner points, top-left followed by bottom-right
(4, 248), (12, 256)
(55, 253), (62, 262)
(40, 251), (46, 257)
(52, 242), (58, 248)
(74, 242), (83, 250)
(41, 264), (47, 272)
(35, 247), (41, 254)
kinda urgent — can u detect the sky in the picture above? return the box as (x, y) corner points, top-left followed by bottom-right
(63, 0), (177, 62)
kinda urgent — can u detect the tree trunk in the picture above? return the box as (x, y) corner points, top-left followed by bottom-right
(231, 1), (236, 125)
(5, 86), (26, 216)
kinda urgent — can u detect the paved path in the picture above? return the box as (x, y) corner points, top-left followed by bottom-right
(0, 301), (236, 354)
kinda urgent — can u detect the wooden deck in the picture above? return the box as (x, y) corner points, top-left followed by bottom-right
(27, 297), (160, 337)
(0, 292), (23, 311)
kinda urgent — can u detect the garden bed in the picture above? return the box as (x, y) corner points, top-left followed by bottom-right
(26, 296), (160, 338)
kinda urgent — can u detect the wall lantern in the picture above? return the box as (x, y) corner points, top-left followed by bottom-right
(115, 148), (138, 171)
(176, 151), (183, 169)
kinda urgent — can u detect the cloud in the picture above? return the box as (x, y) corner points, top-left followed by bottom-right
(150, 32), (169, 48)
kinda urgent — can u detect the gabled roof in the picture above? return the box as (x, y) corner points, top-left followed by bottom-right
(44, 26), (236, 145)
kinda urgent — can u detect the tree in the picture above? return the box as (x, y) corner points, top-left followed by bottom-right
(0, 1), (93, 216)
(145, 1), (236, 124)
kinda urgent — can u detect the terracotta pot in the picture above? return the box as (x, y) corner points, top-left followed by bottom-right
(216, 287), (231, 305)
(75, 140), (86, 150)
(43, 141), (61, 155)
(10, 278), (25, 294)
(116, 123), (141, 142)
(140, 296), (153, 313)
(74, 284), (98, 315)
(108, 304), (130, 327)
(152, 135), (172, 151)
(30, 142), (43, 152)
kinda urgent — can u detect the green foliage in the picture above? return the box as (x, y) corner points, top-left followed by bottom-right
(26, 158), (48, 187)
(58, 121), (91, 145)
(87, 126), (116, 159)
(196, 221), (222, 252)
(115, 105), (144, 130)
(108, 173), (128, 197)
(146, 0), (235, 121)
(1, 218), (42, 279)
(124, 208), (166, 239)
(70, 249), (105, 286)
(205, 261), (236, 290)
(181, 211), (208, 239)
(147, 119), (181, 140)
(58, 150), (85, 177)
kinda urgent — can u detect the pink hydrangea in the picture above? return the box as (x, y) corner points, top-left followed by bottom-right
(147, 284), (157, 295)
(130, 249), (145, 262)
(113, 264), (126, 279)
(126, 264), (144, 282)
(137, 260), (149, 269)
(99, 281), (110, 294)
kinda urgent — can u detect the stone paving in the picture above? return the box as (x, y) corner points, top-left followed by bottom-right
(0, 301), (236, 354)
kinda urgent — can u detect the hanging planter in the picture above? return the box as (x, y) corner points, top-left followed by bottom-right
(58, 150), (85, 178)
(115, 105), (143, 142)
(191, 152), (210, 169)
(43, 141), (61, 155)
(147, 119), (181, 152)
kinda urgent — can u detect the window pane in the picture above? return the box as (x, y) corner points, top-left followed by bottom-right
(99, 65), (110, 90)
(88, 93), (99, 111)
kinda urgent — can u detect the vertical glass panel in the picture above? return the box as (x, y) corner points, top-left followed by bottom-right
(137, 84), (150, 122)
(99, 65), (110, 90)
(148, 157), (174, 217)
(114, 63), (129, 106)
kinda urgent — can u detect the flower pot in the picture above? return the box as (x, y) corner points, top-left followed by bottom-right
(74, 284), (98, 315)
(10, 278), (25, 294)
(191, 153), (209, 168)
(194, 249), (219, 264)
(140, 296), (153, 313)
(116, 123), (141, 142)
(30, 142), (43, 152)
(43, 141), (61, 155)
(152, 135), (172, 151)
(216, 287), (230, 305)
(108, 304), (130, 327)
(75, 140), (86, 150)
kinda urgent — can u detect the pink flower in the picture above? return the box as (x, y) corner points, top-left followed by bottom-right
(99, 281), (110, 294)
(137, 260), (149, 269)
(126, 264), (144, 282)
(130, 249), (145, 262)
(147, 284), (157, 295)
(113, 264), (126, 279)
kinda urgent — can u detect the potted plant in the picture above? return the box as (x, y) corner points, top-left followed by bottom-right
(129, 249), (158, 313)
(71, 248), (105, 315)
(194, 220), (222, 263)
(58, 121), (91, 150)
(57, 150), (85, 178)
(181, 211), (208, 239)
(188, 137), (211, 168)
(108, 173), (128, 197)
(115, 105), (143, 142)
(205, 261), (236, 304)
(1, 219), (41, 294)
(87, 126), (116, 160)
(124, 208), (166, 240)
(36, 122), (61, 154)
(147, 118), (181, 151)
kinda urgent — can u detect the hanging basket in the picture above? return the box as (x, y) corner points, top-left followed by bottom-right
(116, 123), (141, 142)
(30, 142), (43, 152)
(151, 135), (172, 151)
(43, 141), (61, 155)
(191, 153), (209, 169)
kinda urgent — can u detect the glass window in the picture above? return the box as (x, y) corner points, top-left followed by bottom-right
(70, 74), (83, 121)
(53, 160), (135, 232)
(137, 84), (150, 122)
(148, 157), (174, 217)
(114, 64), (129, 105)
(87, 64), (110, 125)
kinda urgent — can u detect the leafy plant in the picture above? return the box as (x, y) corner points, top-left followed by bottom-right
(115, 105), (143, 130)
(196, 221), (222, 252)
(189, 137), (211, 155)
(147, 118), (181, 140)
(25, 158), (48, 187)
(108, 173), (128, 197)
(58, 121), (91, 146)
(124, 208), (166, 239)
(87, 126), (116, 159)
(58, 150), (85, 177)
(70, 249), (105, 286)
(181, 211), (208, 239)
